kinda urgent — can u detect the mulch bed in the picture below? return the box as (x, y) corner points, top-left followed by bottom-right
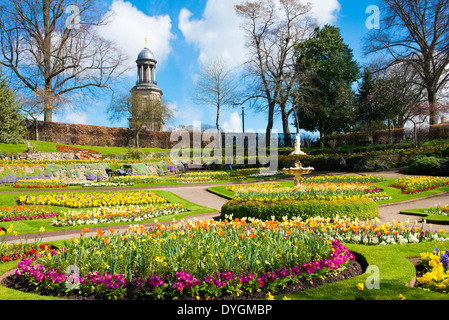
(1, 252), (367, 300)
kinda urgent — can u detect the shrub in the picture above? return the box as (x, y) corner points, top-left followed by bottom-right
(407, 155), (442, 174)
(221, 199), (379, 221)
(125, 148), (144, 160)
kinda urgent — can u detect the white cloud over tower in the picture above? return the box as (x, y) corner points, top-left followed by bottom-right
(95, 0), (176, 75)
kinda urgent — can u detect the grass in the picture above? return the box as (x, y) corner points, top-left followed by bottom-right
(399, 208), (449, 225)
(0, 140), (167, 155)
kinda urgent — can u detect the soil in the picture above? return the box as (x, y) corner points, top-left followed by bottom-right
(1, 252), (368, 301)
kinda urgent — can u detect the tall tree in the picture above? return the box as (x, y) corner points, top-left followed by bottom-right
(294, 25), (360, 143)
(356, 68), (385, 142)
(0, 68), (26, 144)
(0, 0), (128, 122)
(235, 0), (313, 147)
(192, 58), (239, 146)
(364, 0), (449, 125)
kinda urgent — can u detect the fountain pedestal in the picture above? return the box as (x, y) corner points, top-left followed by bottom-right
(282, 134), (314, 187)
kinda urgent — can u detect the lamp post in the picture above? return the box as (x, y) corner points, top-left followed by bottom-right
(242, 106), (245, 133)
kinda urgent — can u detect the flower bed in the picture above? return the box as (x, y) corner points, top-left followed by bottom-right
(11, 216), (447, 300)
(109, 175), (161, 184)
(303, 174), (385, 184)
(169, 171), (245, 184)
(228, 182), (389, 203)
(53, 204), (187, 226)
(12, 218), (357, 300)
(417, 247), (449, 293)
(388, 176), (449, 194)
(18, 191), (167, 208)
(426, 205), (449, 216)
(56, 145), (101, 160)
(0, 205), (57, 222)
(1, 243), (52, 263)
(12, 179), (68, 189)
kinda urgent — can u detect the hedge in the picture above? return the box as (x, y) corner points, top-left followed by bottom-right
(221, 199), (379, 221)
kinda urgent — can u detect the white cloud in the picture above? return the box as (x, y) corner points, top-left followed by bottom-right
(95, 0), (175, 76)
(63, 111), (89, 125)
(307, 0), (341, 26)
(178, 0), (341, 69)
(178, 0), (247, 68)
(222, 111), (242, 133)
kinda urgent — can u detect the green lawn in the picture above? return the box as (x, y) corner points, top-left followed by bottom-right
(399, 208), (449, 225)
(0, 140), (168, 155)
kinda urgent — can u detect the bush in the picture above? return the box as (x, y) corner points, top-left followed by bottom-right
(125, 148), (144, 160)
(407, 155), (442, 174)
(221, 199), (379, 221)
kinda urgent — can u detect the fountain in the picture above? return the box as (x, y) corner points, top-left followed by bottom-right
(282, 134), (314, 186)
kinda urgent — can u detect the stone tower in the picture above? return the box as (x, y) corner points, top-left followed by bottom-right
(129, 40), (163, 131)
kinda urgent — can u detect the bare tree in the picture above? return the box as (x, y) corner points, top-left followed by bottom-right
(108, 92), (175, 148)
(235, 0), (313, 147)
(0, 0), (129, 122)
(192, 58), (239, 146)
(364, 0), (449, 125)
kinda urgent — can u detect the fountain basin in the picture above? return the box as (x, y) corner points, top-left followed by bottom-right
(282, 167), (315, 186)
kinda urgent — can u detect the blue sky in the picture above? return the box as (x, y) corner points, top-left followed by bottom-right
(56, 0), (379, 135)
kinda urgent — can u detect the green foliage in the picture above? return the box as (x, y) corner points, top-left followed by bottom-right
(125, 148), (144, 160)
(221, 199), (379, 221)
(407, 155), (442, 174)
(130, 163), (151, 175)
(294, 25), (360, 140)
(0, 69), (25, 144)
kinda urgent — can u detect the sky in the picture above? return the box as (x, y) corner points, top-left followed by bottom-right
(54, 0), (379, 136)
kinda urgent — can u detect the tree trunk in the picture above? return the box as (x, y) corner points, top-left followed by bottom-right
(280, 102), (292, 147)
(34, 119), (39, 141)
(43, 0), (53, 123)
(319, 120), (325, 148)
(216, 106), (222, 148)
(135, 130), (141, 148)
(427, 88), (439, 126)
(265, 102), (275, 148)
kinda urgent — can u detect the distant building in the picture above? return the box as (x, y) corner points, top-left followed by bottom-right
(129, 40), (163, 131)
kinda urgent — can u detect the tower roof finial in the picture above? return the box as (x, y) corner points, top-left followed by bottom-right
(145, 37), (148, 48)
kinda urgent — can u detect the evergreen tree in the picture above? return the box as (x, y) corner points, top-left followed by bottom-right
(294, 25), (360, 143)
(356, 68), (386, 141)
(0, 69), (25, 144)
